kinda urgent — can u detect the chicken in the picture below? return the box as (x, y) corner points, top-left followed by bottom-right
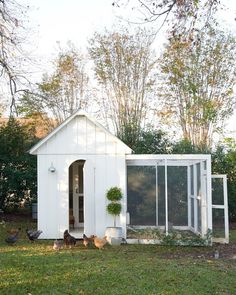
(63, 230), (76, 248)
(26, 229), (42, 242)
(53, 239), (63, 251)
(5, 231), (20, 245)
(7, 227), (21, 235)
(93, 236), (108, 250)
(83, 234), (94, 248)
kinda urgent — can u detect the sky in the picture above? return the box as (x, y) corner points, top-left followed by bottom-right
(18, 0), (236, 138)
(21, 0), (117, 75)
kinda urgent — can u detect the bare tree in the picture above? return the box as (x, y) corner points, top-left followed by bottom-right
(19, 44), (91, 124)
(113, 0), (220, 33)
(89, 27), (157, 148)
(0, 0), (30, 113)
(158, 25), (236, 147)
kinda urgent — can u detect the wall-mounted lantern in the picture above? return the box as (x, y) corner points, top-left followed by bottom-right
(48, 162), (56, 173)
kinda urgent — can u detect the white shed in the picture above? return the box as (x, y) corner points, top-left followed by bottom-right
(29, 110), (132, 239)
(30, 110), (229, 244)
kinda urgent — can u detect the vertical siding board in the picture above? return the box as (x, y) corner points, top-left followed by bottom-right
(38, 155), (58, 238)
(116, 155), (127, 232)
(67, 118), (77, 153)
(86, 118), (96, 154)
(84, 157), (95, 235)
(77, 116), (87, 153)
(57, 157), (69, 237)
(105, 155), (118, 228)
(95, 126), (106, 154)
(94, 155), (107, 236)
(106, 137), (116, 154)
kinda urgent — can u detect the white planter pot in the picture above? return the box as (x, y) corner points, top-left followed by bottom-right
(105, 227), (123, 245)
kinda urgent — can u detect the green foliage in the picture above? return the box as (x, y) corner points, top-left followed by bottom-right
(0, 219), (236, 294)
(132, 128), (171, 154)
(1, 223), (236, 295)
(107, 203), (122, 216)
(161, 229), (213, 246)
(106, 186), (123, 227)
(127, 227), (212, 246)
(172, 139), (210, 154)
(106, 187), (123, 202)
(0, 118), (37, 211)
(212, 142), (236, 221)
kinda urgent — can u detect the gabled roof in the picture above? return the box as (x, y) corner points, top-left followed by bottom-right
(29, 109), (132, 155)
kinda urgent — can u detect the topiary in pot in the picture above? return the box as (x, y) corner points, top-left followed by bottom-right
(106, 187), (122, 227)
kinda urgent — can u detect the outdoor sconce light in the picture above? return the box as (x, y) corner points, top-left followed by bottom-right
(49, 162), (56, 173)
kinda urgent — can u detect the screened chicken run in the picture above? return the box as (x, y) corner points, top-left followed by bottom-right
(126, 155), (229, 245)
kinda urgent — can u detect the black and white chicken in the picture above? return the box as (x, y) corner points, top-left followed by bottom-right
(26, 229), (42, 242)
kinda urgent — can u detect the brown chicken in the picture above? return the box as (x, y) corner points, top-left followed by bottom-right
(93, 236), (108, 250)
(83, 234), (94, 248)
(7, 228), (21, 235)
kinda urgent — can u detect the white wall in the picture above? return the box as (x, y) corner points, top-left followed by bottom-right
(36, 115), (130, 239)
(36, 116), (129, 155)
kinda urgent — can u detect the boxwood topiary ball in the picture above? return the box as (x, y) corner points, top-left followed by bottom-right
(106, 187), (123, 201)
(107, 202), (122, 216)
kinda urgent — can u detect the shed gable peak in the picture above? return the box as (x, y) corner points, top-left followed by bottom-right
(29, 111), (132, 155)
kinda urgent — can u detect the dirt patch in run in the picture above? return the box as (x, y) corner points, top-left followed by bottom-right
(158, 243), (236, 260)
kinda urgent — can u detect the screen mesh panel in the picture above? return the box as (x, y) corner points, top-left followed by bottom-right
(212, 208), (225, 238)
(127, 166), (156, 225)
(157, 166), (165, 226)
(167, 166), (188, 226)
(197, 199), (201, 231)
(191, 198), (194, 228)
(190, 165), (194, 195)
(197, 163), (201, 196)
(212, 178), (224, 205)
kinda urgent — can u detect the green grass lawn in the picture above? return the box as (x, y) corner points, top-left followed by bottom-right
(0, 220), (236, 295)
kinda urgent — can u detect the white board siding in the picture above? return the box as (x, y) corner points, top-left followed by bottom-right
(94, 155), (107, 235)
(32, 112), (132, 239)
(37, 153), (127, 239)
(116, 155), (127, 234)
(84, 157), (96, 236)
(36, 116), (130, 155)
(77, 116), (87, 153)
(37, 155), (59, 238)
(86, 118), (96, 154)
